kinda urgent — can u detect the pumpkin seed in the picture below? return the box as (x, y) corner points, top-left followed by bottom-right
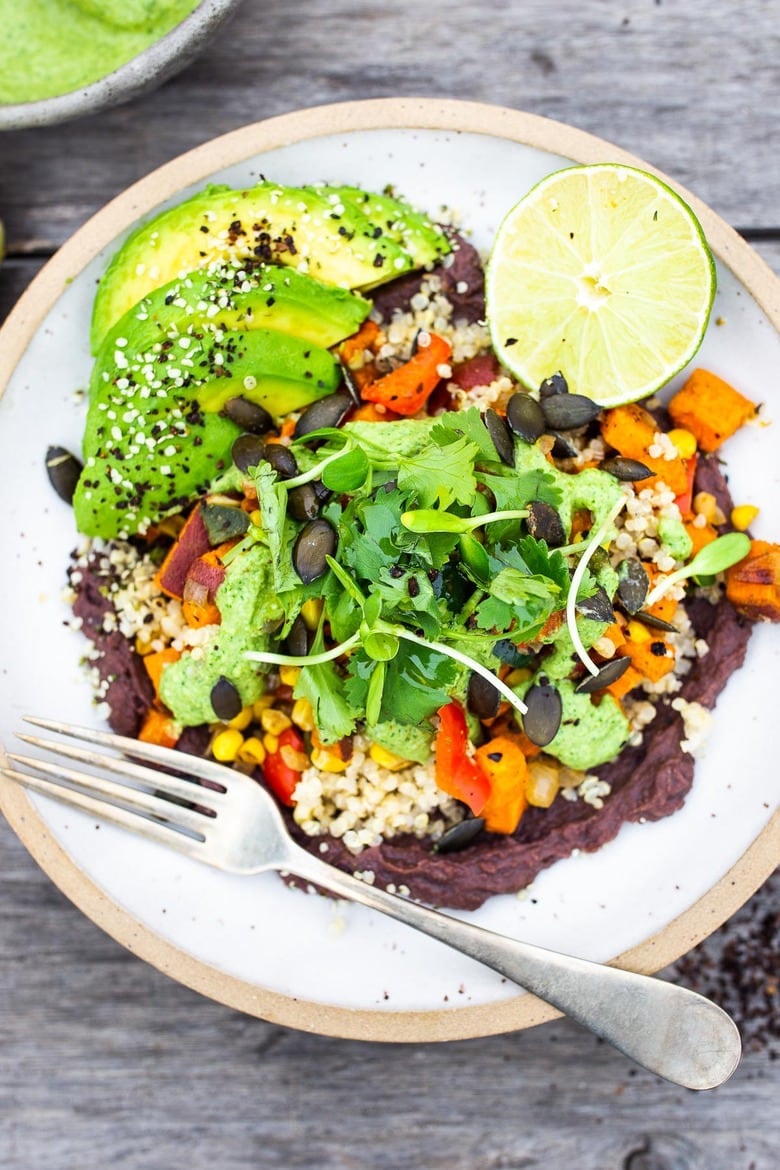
(223, 396), (274, 434)
(483, 408), (515, 466)
(523, 682), (562, 747)
(285, 613), (312, 656)
(263, 443), (299, 479)
(506, 392), (545, 443)
(293, 518), (337, 584)
(287, 482), (322, 521)
(616, 558), (649, 615)
(201, 503), (250, 545)
(467, 670), (502, 719)
(338, 359), (362, 405)
(539, 371), (568, 398)
(210, 675), (243, 721)
(575, 656), (631, 694)
(45, 446), (83, 504)
(635, 610), (679, 633)
(492, 639), (530, 669)
(526, 499), (566, 547)
(548, 431), (579, 459)
(540, 393), (601, 430)
(575, 586), (615, 624)
(601, 456), (653, 481)
(231, 433), (266, 473)
(294, 391), (353, 438)
(434, 817), (486, 854)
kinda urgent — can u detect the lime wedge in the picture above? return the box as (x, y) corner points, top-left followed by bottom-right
(485, 164), (716, 406)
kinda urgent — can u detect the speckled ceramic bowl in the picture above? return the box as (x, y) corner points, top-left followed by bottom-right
(0, 0), (242, 131)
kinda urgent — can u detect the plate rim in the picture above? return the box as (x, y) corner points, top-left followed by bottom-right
(1, 97), (778, 1041)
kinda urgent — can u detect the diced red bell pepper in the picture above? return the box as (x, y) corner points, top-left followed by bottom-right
(434, 701), (491, 815)
(263, 726), (306, 806)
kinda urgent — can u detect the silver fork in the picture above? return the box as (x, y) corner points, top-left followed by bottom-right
(3, 715), (740, 1090)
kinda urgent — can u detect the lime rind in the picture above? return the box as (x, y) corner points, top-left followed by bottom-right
(485, 163), (716, 407)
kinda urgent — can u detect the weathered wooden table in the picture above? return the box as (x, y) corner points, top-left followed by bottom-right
(1, 3), (777, 1167)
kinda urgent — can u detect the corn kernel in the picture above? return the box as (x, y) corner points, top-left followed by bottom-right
(311, 747), (349, 773)
(134, 636), (155, 656)
(252, 694), (275, 717)
(627, 619), (652, 643)
(506, 667), (532, 687)
(558, 765), (586, 788)
(526, 759), (560, 808)
(667, 427), (697, 460)
(211, 728), (244, 763)
(261, 708), (292, 735)
(279, 665), (301, 687)
(228, 707), (253, 731)
(369, 743), (412, 771)
(263, 733), (279, 754)
(280, 744), (309, 772)
(693, 491), (726, 525)
(731, 504), (759, 532)
(291, 697), (315, 732)
(301, 598), (324, 630)
(249, 509), (263, 527)
(237, 736), (267, 767)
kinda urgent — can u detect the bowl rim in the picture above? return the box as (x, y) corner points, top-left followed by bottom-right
(0, 0), (241, 131)
(0, 97), (778, 1041)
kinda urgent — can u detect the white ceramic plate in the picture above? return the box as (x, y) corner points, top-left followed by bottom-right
(0, 100), (778, 1041)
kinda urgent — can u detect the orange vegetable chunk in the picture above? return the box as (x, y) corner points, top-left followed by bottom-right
(600, 403), (688, 495)
(725, 539), (780, 620)
(668, 368), (756, 452)
(361, 333), (452, 416)
(475, 736), (529, 834)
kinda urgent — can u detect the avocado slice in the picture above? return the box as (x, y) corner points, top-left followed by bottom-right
(75, 327), (340, 538)
(315, 185), (451, 271)
(91, 181), (411, 353)
(92, 261), (371, 395)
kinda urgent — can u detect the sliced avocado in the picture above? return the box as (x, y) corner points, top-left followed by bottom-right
(75, 327), (340, 538)
(73, 397), (240, 540)
(94, 325), (341, 416)
(315, 185), (451, 270)
(92, 261), (371, 392)
(91, 181), (411, 353)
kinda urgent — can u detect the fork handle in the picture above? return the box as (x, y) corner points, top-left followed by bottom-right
(285, 848), (740, 1089)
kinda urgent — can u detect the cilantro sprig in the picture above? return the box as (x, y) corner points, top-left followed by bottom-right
(241, 408), (596, 740)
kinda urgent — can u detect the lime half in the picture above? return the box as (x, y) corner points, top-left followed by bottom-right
(485, 163), (716, 406)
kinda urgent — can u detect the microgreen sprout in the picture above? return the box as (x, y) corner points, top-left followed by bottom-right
(566, 492), (629, 677)
(645, 532), (751, 607)
(401, 508), (528, 535)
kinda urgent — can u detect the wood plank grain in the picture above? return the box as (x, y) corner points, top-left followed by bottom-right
(0, 0), (778, 252)
(0, 808), (776, 1170)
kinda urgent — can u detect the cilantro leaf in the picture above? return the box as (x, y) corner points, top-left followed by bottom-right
(431, 406), (503, 465)
(491, 568), (558, 605)
(293, 660), (357, 744)
(479, 468), (562, 511)
(475, 594), (516, 632)
(514, 536), (570, 593)
(397, 435), (478, 509)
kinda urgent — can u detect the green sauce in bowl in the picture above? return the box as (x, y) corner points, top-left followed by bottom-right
(0, 0), (201, 104)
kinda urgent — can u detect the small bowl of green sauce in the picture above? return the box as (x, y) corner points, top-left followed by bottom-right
(0, 0), (242, 130)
